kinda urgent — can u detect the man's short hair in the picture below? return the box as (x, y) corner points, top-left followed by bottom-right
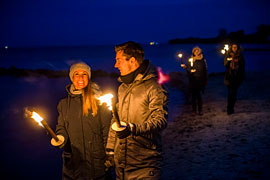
(115, 41), (144, 64)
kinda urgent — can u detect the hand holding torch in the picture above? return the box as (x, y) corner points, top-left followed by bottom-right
(97, 94), (129, 136)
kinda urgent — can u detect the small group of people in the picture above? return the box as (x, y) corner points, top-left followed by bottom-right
(51, 41), (168, 180)
(181, 43), (245, 115)
(49, 41), (245, 180)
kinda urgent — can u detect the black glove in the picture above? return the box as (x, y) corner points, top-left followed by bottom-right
(104, 150), (114, 171)
(116, 124), (131, 139)
(116, 123), (136, 139)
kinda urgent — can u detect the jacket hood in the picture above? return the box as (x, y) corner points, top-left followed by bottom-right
(192, 46), (202, 54)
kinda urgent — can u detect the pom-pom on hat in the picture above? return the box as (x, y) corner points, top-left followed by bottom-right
(69, 62), (91, 82)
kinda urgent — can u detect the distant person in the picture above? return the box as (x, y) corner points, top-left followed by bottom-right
(181, 46), (208, 115)
(105, 41), (169, 179)
(51, 62), (112, 180)
(224, 43), (245, 115)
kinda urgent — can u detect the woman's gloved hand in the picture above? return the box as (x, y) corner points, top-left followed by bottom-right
(104, 149), (114, 171)
(51, 135), (65, 148)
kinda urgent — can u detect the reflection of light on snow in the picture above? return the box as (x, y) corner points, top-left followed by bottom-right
(157, 67), (169, 84)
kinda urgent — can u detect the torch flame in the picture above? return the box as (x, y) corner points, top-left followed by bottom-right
(221, 49), (226, 54)
(97, 94), (114, 110)
(31, 111), (44, 127)
(224, 44), (229, 51)
(189, 58), (193, 67)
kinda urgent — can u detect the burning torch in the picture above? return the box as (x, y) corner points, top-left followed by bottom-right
(220, 44), (233, 61)
(26, 108), (64, 146)
(97, 94), (127, 131)
(178, 53), (183, 63)
(189, 58), (194, 67)
(221, 44), (229, 55)
(177, 53), (186, 69)
(189, 58), (196, 73)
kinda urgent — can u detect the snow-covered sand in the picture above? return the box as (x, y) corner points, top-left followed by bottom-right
(162, 72), (270, 180)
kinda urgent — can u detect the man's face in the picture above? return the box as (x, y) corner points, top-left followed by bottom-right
(115, 51), (133, 76)
(72, 69), (89, 90)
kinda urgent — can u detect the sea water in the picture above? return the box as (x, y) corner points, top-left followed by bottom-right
(1, 43), (270, 73)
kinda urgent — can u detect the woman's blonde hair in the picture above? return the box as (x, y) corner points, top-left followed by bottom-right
(82, 81), (98, 116)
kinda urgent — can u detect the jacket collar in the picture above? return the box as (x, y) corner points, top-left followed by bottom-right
(118, 60), (157, 84)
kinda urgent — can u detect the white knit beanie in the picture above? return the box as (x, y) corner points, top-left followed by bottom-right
(69, 62), (91, 82)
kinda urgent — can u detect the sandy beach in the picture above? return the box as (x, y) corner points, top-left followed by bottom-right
(1, 71), (270, 180)
(162, 72), (270, 180)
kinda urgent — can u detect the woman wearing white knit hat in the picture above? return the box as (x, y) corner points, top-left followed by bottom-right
(51, 61), (112, 180)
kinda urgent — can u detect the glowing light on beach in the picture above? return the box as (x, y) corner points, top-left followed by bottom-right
(189, 58), (193, 67)
(97, 94), (113, 110)
(157, 67), (169, 84)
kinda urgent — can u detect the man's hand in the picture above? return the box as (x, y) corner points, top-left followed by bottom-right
(116, 124), (131, 139)
(116, 123), (136, 139)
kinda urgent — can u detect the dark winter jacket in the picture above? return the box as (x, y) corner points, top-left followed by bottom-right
(186, 55), (208, 89)
(56, 83), (112, 180)
(224, 50), (245, 86)
(106, 60), (169, 179)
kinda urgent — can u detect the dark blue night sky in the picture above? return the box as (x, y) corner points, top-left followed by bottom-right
(0, 0), (269, 47)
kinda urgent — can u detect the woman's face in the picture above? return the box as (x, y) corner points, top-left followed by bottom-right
(194, 49), (200, 56)
(232, 44), (238, 53)
(73, 69), (89, 90)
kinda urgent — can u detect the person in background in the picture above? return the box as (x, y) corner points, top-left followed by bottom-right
(105, 41), (169, 180)
(181, 46), (208, 115)
(51, 62), (112, 180)
(224, 43), (245, 115)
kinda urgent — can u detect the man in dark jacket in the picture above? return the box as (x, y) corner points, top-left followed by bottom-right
(106, 41), (169, 179)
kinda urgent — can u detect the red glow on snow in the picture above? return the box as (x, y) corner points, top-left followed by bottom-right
(157, 67), (169, 84)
